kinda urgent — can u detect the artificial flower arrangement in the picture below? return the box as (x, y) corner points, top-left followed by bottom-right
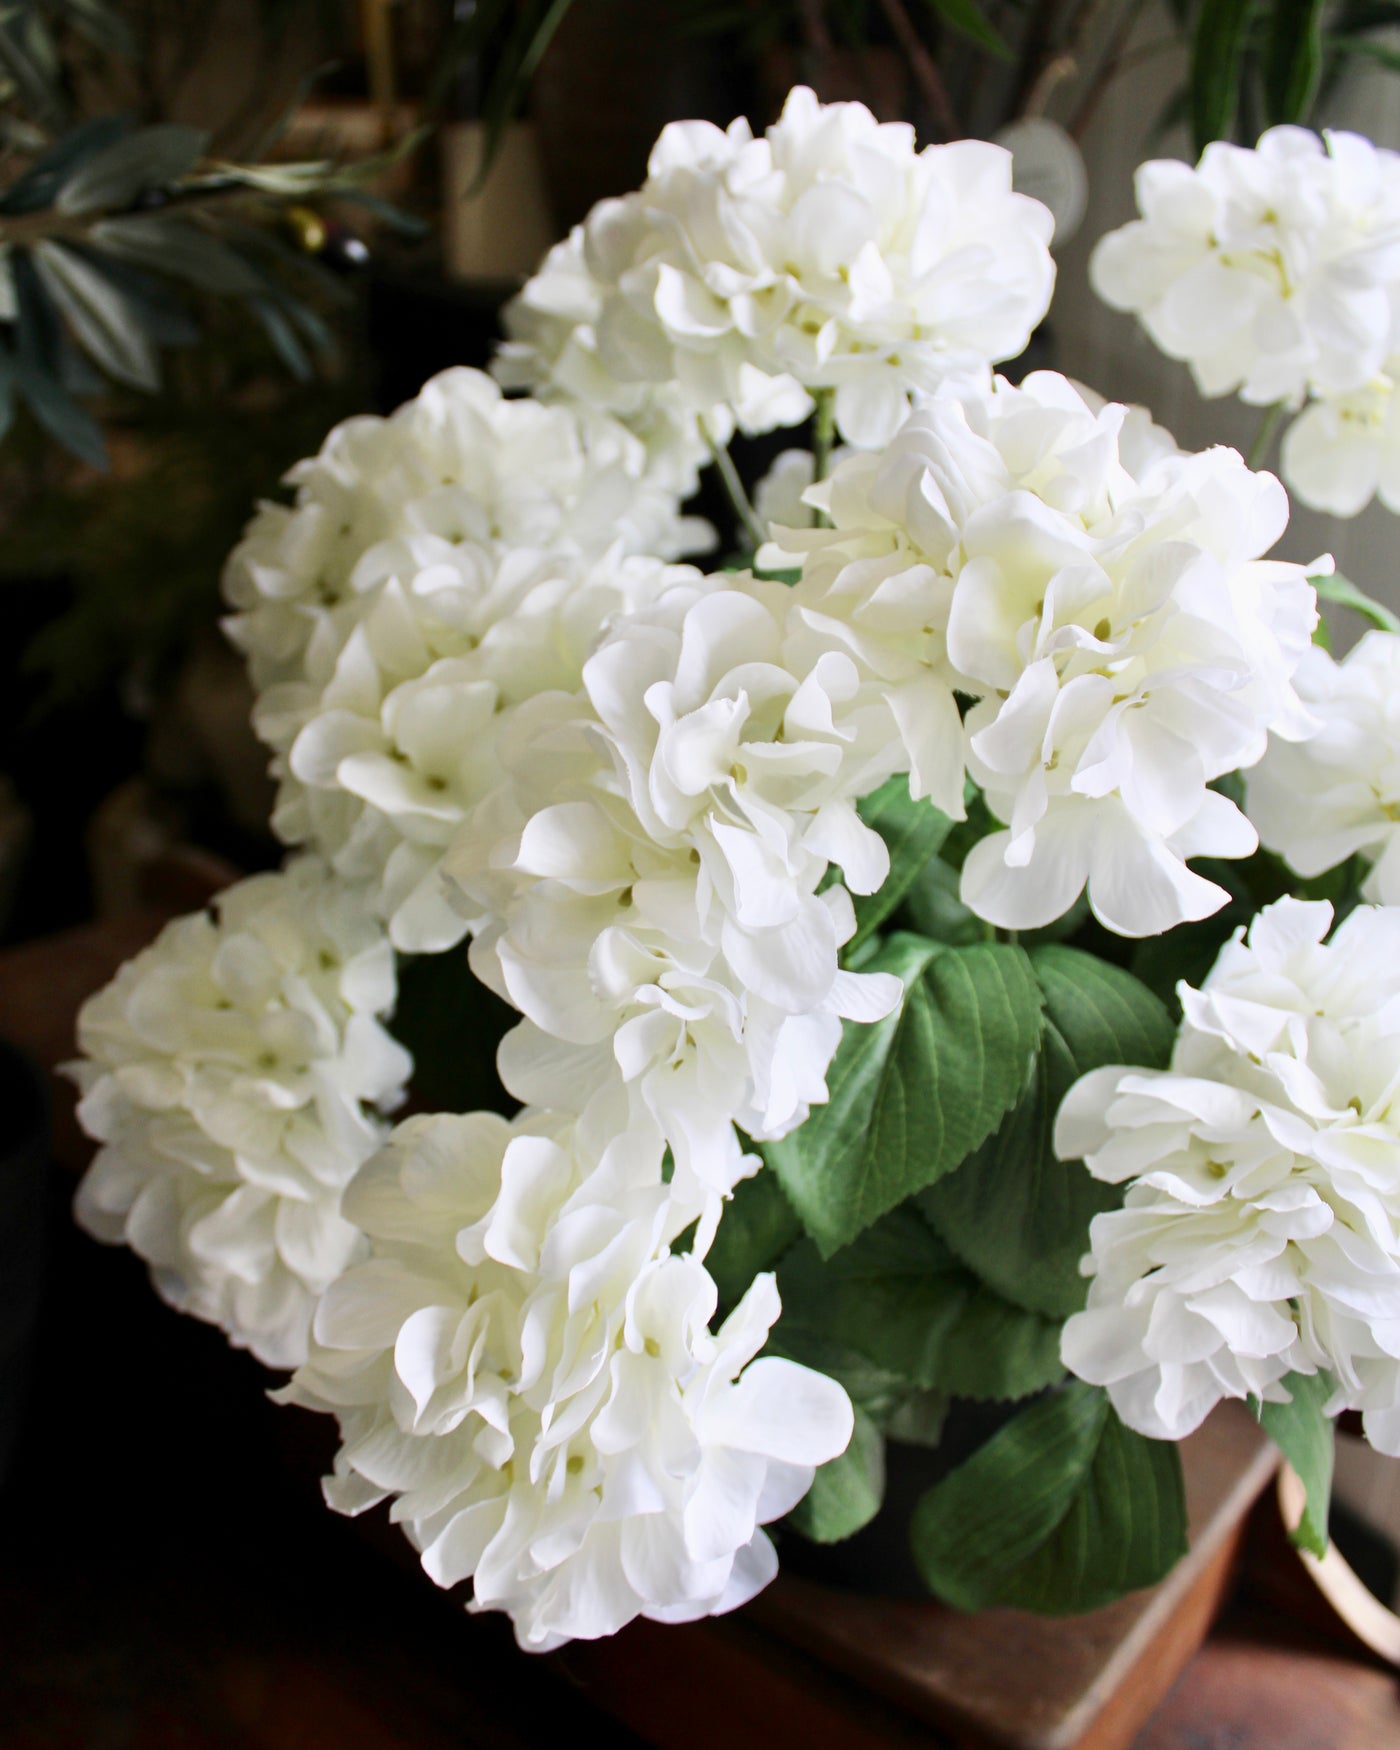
(67, 87), (1400, 1651)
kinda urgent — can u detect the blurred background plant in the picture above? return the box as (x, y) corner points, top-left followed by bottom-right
(465, 0), (1400, 191)
(0, 0), (469, 941)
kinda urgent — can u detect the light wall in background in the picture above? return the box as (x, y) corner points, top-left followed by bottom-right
(1048, 4), (1400, 624)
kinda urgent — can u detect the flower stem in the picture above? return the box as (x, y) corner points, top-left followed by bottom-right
(812, 389), (837, 485)
(809, 389), (837, 529)
(1248, 402), (1286, 471)
(703, 425), (765, 553)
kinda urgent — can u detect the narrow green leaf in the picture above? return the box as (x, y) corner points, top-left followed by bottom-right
(473, 0), (576, 195)
(913, 0), (1011, 58)
(1333, 1), (1400, 30)
(0, 15), (66, 129)
(1313, 569), (1400, 636)
(252, 294), (312, 381)
(32, 241), (160, 390)
(1259, 1370), (1335, 1558)
(1191, 0), (1254, 151)
(9, 249), (107, 466)
(65, 0), (138, 58)
(0, 341), (15, 444)
(911, 1382), (1188, 1613)
(787, 1405), (886, 1543)
(920, 948), (1174, 1317)
(763, 936), (1042, 1255)
(1264, 0), (1325, 125)
(0, 114), (130, 214)
(1331, 32), (1400, 76)
(57, 123), (208, 214)
(777, 1212), (1063, 1403)
(90, 215), (263, 295)
(14, 357), (106, 465)
(846, 778), (952, 953)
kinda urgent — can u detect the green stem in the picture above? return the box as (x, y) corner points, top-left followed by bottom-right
(703, 424), (765, 553)
(1248, 401), (1286, 471)
(812, 389), (837, 485)
(809, 388), (837, 528)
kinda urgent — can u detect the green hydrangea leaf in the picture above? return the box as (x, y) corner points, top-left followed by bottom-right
(911, 1381), (1188, 1613)
(763, 937), (1042, 1255)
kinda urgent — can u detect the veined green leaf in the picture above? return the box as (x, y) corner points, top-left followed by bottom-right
(763, 935), (1042, 1255)
(1259, 1371), (1334, 1558)
(901, 852), (986, 946)
(777, 1211), (1063, 1403)
(251, 294), (312, 381)
(911, 1381), (1188, 1613)
(919, 948), (1175, 1317)
(846, 777), (952, 953)
(787, 1404), (886, 1543)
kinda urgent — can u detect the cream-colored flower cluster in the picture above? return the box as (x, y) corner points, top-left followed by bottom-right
(1247, 630), (1400, 902)
(279, 1103), (851, 1650)
(1092, 127), (1400, 518)
(498, 85), (1054, 454)
(72, 858), (411, 1367)
(1058, 899), (1400, 1455)
(776, 372), (1318, 934)
(226, 366), (710, 953)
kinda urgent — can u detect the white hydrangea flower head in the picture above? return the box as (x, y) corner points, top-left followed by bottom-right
(1057, 897), (1400, 1454)
(1247, 632), (1400, 902)
(1280, 368), (1400, 517)
(1091, 127), (1400, 408)
(502, 86), (1053, 453)
(70, 859), (413, 1369)
(279, 1105), (853, 1651)
(494, 229), (715, 496)
(753, 444), (853, 533)
(781, 372), (1318, 936)
(223, 365), (710, 697)
(260, 546), (704, 953)
(444, 573), (904, 1198)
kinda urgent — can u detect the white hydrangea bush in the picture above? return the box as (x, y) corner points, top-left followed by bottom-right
(72, 84), (1400, 1648)
(71, 858), (412, 1368)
